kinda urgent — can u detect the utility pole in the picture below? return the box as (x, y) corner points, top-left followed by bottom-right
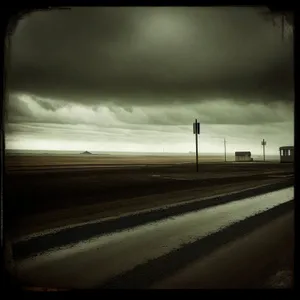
(193, 119), (200, 172)
(261, 139), (266, 161)
(224, 138), (227, 162)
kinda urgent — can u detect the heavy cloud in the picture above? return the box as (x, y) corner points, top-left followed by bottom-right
(7, 7), (294, 105)
(5, 7), (294, 153)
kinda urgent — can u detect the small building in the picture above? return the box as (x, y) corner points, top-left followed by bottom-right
(279, 146), (294, 163)
(235, 151), (253, 162)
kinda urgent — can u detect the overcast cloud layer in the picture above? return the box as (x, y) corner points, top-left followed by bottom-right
(5, 7), (294, 154)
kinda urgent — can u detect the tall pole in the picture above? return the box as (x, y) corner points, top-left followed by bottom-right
(224, 138), (227, 162)
(261, 139), (266, 161)
(195, 119), (199, 172)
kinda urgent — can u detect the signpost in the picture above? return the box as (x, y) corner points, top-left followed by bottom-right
(224, 138), (227, 162)
(193, 119), (200, 172)
(261, 139), (266, 161)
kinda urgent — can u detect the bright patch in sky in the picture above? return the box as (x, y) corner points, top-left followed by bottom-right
(6, 94), (293, 155)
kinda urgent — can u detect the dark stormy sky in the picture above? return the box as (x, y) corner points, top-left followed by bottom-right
(5, 7), (294, 155)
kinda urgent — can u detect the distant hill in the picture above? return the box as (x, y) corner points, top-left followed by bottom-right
(80, 151), (92, 155)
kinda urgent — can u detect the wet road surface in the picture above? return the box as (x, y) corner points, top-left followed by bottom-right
(14, 187), (293, 289)
(152, 211), (294, 289)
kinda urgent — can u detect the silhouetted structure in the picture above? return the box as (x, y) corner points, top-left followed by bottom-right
(81, 151), (92, 155)
(235, 151), (253, 162)
(261, 139), (267, 161)
(279, 146), (294, 163)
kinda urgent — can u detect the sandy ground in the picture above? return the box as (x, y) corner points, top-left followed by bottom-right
(5, 154), (223, 169)
(5, 157), (293, 237)
(3, 155), (294, 289)
(5, 153), (281, 171)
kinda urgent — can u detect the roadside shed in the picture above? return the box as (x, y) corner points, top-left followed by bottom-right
(279, 146), (294, 163)
(235, 151), (253, 162)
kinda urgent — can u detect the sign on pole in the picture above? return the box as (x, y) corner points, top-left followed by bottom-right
(193, 122), (200, 134)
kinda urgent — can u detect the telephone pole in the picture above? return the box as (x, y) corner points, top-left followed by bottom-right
(224, 138), (227, 162)
(261, 139), (266, 161)
(193, 119), (200, 172)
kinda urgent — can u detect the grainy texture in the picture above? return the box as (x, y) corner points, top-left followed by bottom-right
(5, 155), (293, 238)
(151, 211), (294, 289)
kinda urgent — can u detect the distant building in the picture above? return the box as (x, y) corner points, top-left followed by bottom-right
(80, 151), (92, 155)
(279, 146), (294, 163)
(235, 151), (253, 162)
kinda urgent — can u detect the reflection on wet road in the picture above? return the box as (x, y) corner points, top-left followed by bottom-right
(16, 187), (293, 289)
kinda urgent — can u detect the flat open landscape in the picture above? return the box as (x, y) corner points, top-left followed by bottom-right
(5, 154), (229, 170)
(5, 154), (293, 238)
(5, 155), (294, 289)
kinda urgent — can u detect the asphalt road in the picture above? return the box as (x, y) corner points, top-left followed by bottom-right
(152, 211), (294, 289)
(12, 186), (294, 289)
